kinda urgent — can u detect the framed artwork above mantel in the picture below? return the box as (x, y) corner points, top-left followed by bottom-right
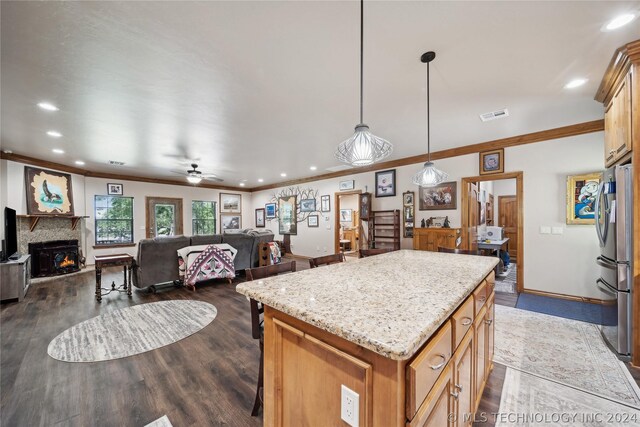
(24, 166), (74, 216)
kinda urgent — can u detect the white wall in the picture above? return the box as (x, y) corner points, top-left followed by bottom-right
(1, 160), (252, 263)
(250, 132), (605, 300)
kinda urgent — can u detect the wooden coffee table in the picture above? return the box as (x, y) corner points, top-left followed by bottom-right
(94, 254), (134, 302)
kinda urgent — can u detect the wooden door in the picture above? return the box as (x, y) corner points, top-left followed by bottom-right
(145, 197), (183, 238)
(454, 331), (474, 427)
(466, 183), (479, 251)
(498, 196), (517, 262)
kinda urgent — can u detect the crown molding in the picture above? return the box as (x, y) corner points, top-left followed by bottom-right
(249, 119), (604, 192)
(0, 152), (246, 192)
(595, 39), (640, 104)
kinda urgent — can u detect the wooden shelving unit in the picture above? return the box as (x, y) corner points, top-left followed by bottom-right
(368, 210), (400, 250)
(17, 215), (89, 232)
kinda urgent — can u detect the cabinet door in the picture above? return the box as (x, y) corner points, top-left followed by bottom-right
(473, 306), (487, 410)
(454, 331), (474, 427)
(486, 293), (495, 375)
(409, 364), (454, 427)
(605, 100), (616, 166)
(434, 232), (455, 251)
(613, 73), (632, 162)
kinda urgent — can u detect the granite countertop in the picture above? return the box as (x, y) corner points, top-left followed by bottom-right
(236, 250), (498, 360)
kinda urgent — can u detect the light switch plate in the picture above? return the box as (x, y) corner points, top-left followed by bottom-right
(551, 226), (564, 235)
(539, 226), (551, 234)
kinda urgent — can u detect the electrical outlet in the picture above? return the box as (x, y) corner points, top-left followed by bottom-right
(551, 226), (564, 235)
(341, 385), (359, 427)
(539, 226), (551, 234)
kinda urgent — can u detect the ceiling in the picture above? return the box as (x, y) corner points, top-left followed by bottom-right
(2, 1), (639, 187)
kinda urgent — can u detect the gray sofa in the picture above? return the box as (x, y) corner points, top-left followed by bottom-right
(132, 230), (274, 289)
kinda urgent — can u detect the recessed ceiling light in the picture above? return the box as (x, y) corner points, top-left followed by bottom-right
(37, 102), (59, 111)
(564, 78), (587, 89)
(310, 166), (318, 171)
(75, 160), (85, 165)
(258, 178), (264, 183)
(280, 173), (287, 177)
(47, 130), (62, 138)
(239, 182), (246, 187)
(52, 148), (65, 154)
(604, 14), (636, 31)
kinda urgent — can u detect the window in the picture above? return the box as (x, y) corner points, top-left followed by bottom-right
(192, 200), (217, 235)
(95, 196), (134, 245)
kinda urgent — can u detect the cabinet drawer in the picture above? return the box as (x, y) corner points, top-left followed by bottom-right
(407, 363), (453, 427)
(474, 281), (488, 315)
(452, 296), (474, 351)
(406, 320), (453, 420)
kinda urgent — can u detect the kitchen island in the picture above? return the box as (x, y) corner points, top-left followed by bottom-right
(236, 250), (498, 426)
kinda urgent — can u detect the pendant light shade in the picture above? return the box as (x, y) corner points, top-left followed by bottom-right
(413, 51), (448, 187)
(335, 0), (392, 166)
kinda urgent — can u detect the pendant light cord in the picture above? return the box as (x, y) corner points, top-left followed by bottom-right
(426, 60), (431, 162)
(360, 0), (364, 125)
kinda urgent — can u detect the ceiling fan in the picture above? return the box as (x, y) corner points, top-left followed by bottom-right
(172, 164), (224, 184)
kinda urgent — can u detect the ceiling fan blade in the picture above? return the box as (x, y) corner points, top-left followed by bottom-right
(202, 176), (224, 182)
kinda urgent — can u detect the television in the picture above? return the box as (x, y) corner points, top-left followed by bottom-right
(4, 207), (18, 260)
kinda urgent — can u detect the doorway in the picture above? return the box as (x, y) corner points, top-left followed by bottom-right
(334, 190), (361, 256)
(145, 197), (184, 238)
(461, 172), (523, 293)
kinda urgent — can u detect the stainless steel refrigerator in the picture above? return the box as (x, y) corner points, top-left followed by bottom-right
(595, 164), (633, 356)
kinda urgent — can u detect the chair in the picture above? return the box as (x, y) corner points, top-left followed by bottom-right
(437, 247), (504, 273)
(308, 253), (345, 269)
(437, 247), (483, 255)
(359, 248), (393, 258)
(244, 261), (297, 416)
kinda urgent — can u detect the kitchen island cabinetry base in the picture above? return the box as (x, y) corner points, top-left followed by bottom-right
(262, 271), (495, 426)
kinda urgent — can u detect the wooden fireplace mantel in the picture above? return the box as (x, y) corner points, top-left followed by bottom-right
(17, 215), (89, 232)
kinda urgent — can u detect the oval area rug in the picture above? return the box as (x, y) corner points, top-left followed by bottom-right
(48, 300), (217, 362)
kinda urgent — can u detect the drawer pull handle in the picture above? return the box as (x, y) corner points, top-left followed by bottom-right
(485, 319), (493, 325)
(461, 317), (472, 326)
(429, 354), (447, 370)
(478, 296), (486, 303)
(451, 390), (459, 400)
(455, 384), (463, 392)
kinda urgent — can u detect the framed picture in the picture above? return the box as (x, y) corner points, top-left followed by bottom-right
(265, 203), (277, 219)
(419, 181), (457, 210)
(300, 198), (316, 212)
(339, 180), (355, 191)
(479, 148), (504, 175)
(359, 192), (371, 221)
(339, 209), (353, 223)
(255, 208), (266, 228)
(107, 183), (123, 195)
(24, 166), (74, 216)
(307, 215), (319, 227)
(375, 169), (396, 197)
(221, 214), (241, 231)
(566, 172), (602, 225)
(220, 193), (241, 213)
(403, 192), (414, 206)
(278, 195), (297, 235)
(320, 195), (331, 212)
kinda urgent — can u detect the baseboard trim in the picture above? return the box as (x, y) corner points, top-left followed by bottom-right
(521, 288), (609, 305)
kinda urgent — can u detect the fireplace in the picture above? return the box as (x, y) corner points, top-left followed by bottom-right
(29, 240), (81, 277)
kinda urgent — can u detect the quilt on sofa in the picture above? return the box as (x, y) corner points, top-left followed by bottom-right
(178, 244), (237, 289)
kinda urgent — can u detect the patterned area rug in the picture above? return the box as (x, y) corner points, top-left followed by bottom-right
(48, 300), (217, 362)
(496, 368), (640, 426)
(145, 415), (174, 427)
(494, 305), (640, 408)
(495, 263), (516, 294)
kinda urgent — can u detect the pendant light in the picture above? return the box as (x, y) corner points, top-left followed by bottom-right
(412, 51), (448, 187)
(335, 0), (392, 167)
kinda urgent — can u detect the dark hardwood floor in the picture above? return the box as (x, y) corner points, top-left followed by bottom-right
(0, 264), (630, 426)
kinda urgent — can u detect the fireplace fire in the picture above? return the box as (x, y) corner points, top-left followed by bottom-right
(29, 240), (81, 277)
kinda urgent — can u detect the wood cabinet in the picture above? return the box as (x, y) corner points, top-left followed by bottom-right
(262, 270), (495, 427)
(0, 255), (31, 302)
(604, 72), (632, 167)
(413, 228), (461, 252)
